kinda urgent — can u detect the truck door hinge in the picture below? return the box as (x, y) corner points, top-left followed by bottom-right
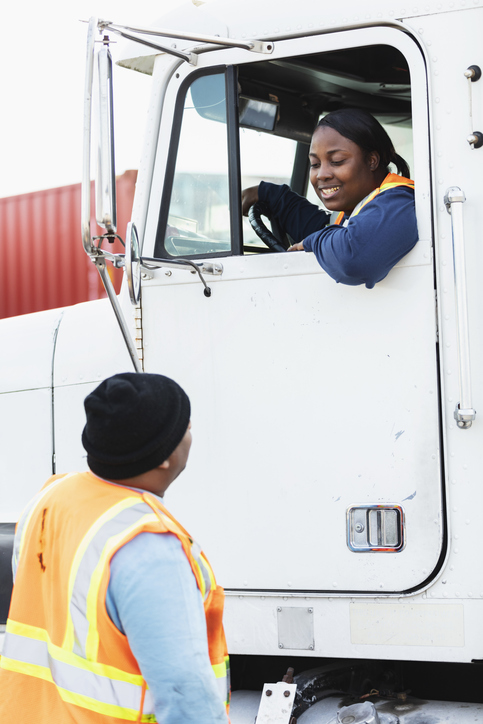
(134, 303), (144, 371)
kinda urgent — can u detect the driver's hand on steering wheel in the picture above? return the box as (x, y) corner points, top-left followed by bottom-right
(288, 241), (305, 252)
(241, 186), (259, 216)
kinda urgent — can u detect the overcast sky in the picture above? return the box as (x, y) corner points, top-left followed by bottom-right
(2, 0), (189, 199)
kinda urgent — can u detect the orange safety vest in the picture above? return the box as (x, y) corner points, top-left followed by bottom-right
(0, 472), (230, 723)
(334, 173), (414, 225)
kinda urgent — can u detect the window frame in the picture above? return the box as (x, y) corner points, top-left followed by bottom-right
(147, 25), (431, 265)
(153, 65), (243, 260)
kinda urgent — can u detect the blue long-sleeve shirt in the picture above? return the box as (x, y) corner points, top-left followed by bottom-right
(258, 180), (418, 289)
(105, 494), (228, 724)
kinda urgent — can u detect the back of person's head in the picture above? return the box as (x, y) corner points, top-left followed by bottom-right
(82, 372), (190, 480)
(317, 108), (411, 178)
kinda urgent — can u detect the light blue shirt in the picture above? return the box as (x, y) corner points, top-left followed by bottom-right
(105, 505), (227, 723)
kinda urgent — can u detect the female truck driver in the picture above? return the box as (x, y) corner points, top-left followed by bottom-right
(241, 109), (417, 289)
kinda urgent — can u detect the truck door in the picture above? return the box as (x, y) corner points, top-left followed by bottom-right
(140, 26), (441, 594)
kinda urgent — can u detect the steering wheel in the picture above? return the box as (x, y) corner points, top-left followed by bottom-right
(248, 202), (289, 253)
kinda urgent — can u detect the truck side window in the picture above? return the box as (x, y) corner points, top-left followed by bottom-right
(154, 71), (231, 259)
(240, 129), (297, 250)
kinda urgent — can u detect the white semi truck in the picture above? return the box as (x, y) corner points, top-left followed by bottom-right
(2, 1), (483, 721)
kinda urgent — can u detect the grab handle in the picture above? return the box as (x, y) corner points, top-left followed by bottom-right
(444, 187), (476, 428)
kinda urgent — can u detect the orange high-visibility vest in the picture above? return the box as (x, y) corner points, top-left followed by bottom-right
(334, 173), (414, 225)
(0, 472), (230, 723)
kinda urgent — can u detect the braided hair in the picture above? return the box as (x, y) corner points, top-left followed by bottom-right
(317, 108), (411, 178)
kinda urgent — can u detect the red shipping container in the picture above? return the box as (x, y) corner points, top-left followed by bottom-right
(0, 170), (137, 319)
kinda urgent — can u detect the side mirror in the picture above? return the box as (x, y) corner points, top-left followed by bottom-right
(96, 43), (117, 232)
(125, 222), (141, 305)
(81, 20), (141, 373)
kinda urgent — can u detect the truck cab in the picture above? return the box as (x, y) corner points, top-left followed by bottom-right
(2, 2), (483, 721)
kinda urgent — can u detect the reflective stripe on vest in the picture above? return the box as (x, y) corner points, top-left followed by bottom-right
(191, 540), (216, 601)
(63, 496), (160, 659)
(213, 656), (231, 707)
(6, 485), (229, 719)
(1, 620), (155, 722)
(334, 173), (414, 226)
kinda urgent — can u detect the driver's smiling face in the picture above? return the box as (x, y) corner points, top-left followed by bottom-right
(309, 126), (381, 215)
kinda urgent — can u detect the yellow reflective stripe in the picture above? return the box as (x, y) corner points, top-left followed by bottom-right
(212, 661), (227, 678)
(350, 188), (380, 219)
(84, 512), (159, 660)
(58, 686), (156, 722)
(63, 496), (151, 652)
(192, 558), (206, 599)
(189, 540), (215, 602)
(7, 618), (49, 641)
(335, 179), (414, 226)
(1, 655), (54, 684)
(3, 626), (155, 720)
(199, 552), (216, 591)
(6, 619), (145, 684)
(147, 505), (215, 601)
(1, 656), (155, 722)
(350, 179), (414, 220)
(212, 655), (230, 706)
(380, 180), (414, 190)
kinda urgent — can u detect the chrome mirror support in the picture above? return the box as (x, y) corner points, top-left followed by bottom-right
(444, 187), (476, 428)
(139, 257), (223, 300)
(81, 18), (141, 373)
(93, 256), (142, 373)
(81, 17), (97, 256)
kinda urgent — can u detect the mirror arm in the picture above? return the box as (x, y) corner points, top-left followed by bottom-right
(81, 17), (98, 255)
(99, 23), (197, 65)
(140, 257), (224, 298)
(93, 255), (142, 373)
(99, 20), (274, 56)
(92, 232), (125, 247)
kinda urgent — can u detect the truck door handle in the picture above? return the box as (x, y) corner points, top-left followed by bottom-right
(444, 187), (476, 428)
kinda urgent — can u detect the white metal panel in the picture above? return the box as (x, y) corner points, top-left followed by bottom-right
(144, 248), (440, 593)
(224, 594), (483, 663)
(0, 388), (53, 521)
(53, 297), (135, 388)
(117, 0), (481, 72)
(0, 307), (63, 393)
(141, 22), (439, 595)
(52, 295), (136, 473)
(407, 8), (483, 603)
(349, 602), (465, 647)
(53, 382), (100, 474)
(0, 308), (63, 521)
(0, 295), (136, 521)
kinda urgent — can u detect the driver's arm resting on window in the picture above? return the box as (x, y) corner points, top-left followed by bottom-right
(244, 180), (418, 290)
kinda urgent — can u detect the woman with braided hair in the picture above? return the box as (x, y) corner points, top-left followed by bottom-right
(241, 108), (417, 289)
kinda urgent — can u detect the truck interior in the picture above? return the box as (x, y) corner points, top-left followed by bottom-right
(154, 43), (413, 259)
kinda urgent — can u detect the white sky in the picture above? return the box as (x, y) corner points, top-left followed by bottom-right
(3, 3), (414, 199)
(1, 0), (189, 199)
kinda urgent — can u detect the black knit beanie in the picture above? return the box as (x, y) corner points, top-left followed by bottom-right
(82, 373), (191, 479)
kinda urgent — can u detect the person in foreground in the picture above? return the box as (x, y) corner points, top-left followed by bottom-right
(0, 373), (230, 724)
(242, 108), (418, 289)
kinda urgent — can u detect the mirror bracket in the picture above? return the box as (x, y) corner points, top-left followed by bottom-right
(124, 222), (223, 303)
